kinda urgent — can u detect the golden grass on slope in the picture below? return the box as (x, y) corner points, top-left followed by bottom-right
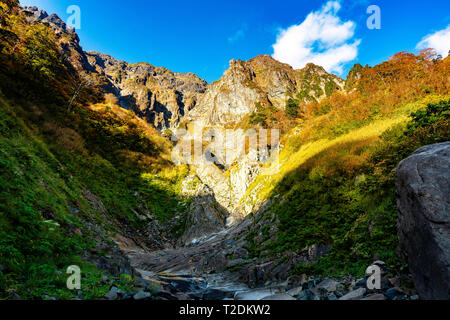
(243, 93), (450, 207)
(248, 116), (408, 204)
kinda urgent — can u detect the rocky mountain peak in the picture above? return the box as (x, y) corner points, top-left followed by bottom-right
(188, 55), (344, 125)
(302, 62), (328, 75)
(18, 5), (342, 131)
(20, 6), (92, 73)
(345, 63), (364, 90)
(22, 6), (75, 34)
(86, 51), (207, 130)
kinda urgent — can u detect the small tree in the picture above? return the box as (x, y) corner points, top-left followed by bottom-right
(285, 98), (301, 120)
(67, 73), (95, 112)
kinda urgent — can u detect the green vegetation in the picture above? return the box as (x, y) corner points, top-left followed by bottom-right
(285, 98), (302, 120)
(248, 102), (278, 127)
(0, 101), (106, 299)
(246, 100), (449, 277)
(0, 4), (190, 299)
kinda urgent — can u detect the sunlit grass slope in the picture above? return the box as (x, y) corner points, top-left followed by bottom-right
(243, 95), (450, 277)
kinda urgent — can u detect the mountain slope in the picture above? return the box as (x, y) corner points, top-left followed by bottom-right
(188, 55), (344, 127)
(0, 3), (195, 299)
(86, 52), (207, 130)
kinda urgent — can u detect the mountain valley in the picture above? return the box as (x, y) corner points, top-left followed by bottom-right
(0, 2), (449, 301)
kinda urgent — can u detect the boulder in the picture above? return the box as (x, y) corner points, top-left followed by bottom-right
(316, 279), (340, 292)
(180, 184), (227, 245)
(261, 293), (296, 300)
(133, 291), (152, 300)
(104, 287), (119, 300)
(234, 288), (279, 300)
(286, 287), (303, 297)
(396, 142), (450, 300)
(339, 288), (366, 300)
(362, 294), (386, 301)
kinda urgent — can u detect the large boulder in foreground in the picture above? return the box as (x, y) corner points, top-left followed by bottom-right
(396, 142), (450, 300)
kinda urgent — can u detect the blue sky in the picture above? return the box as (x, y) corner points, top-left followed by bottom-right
(20, 0), (450, 83)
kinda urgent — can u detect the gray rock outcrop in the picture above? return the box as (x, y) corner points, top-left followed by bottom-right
(396, 142), (450, 300)
(86, 52), (207, 130)
(188, 55), (344, 126)
(180, 180), (227, 244)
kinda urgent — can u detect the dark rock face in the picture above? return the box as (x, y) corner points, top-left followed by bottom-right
(180, 184), (227, 245)
(396, 142), (450, 300)
(85, 51), (207, 130)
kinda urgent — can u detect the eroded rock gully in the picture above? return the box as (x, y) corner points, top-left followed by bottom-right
(113, 219), (418, 301)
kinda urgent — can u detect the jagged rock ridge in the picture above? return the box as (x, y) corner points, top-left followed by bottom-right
(188, 54), (345, 125)
(86, 52), (207, 130)
(21, 6), (208, 131)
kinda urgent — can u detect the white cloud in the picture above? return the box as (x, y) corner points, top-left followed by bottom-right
(272, 1), (360, 74)
(416, 25), (450, 57)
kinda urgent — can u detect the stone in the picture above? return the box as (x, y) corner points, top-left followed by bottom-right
(339, 288), (366, 300)
(327, 293), (338, 300)
(180, 184), (227, 244)
(316, 279), (340, 292)
(362, 294), (386, 300)
(233, 248), (249, 259)
(286, 274), (308, 287)
(122, 292), (135, 300)
(380, 277), (391, 291)
(396, 142), (450, 300)
(9, 291), (21, 300)
(261, 294), (296, 300)
(384, 288), (406, 300)
(234, 289), (278, 300)
(133, 291), (152, 300)
(255, 262), (275, 282)
(203, 288), (233, 300)
(286, 287), (303, 297)
(104, 286), (123, 300)
(298, 289), (318, 301)
(104, 290), (118, 300)
(226, 259), (246, 269)
(354, 278), (367, 289)
(153, 289), (178, 300)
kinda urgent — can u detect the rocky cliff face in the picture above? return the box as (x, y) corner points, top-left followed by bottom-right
(188, 55), (344, 126)
(179, 55), (344, 223)
(22, 6), (93, 73)
(86, 52), (207, 130)
(396, 142), (450, 300)
(22, 6), (343, 134)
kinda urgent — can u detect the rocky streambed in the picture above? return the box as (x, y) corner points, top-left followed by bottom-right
(107, 224), (418, 301)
